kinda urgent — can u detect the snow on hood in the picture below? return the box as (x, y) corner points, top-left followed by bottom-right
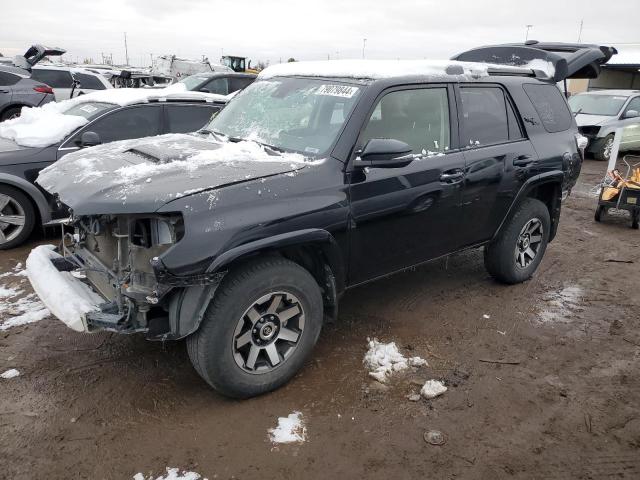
(36, 133), (316, 214)
(259, 58), (535, 80)
(0, 83), (228, 149)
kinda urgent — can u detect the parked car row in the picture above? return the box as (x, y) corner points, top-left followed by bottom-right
(22, 41), (614, 398)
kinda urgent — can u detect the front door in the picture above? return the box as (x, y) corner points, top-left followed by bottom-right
(348, 85), (466, 284)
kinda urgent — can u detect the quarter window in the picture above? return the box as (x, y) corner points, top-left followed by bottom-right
(523, 83), (573, 133)
(0, 72), (21, 86)
(73, 73), (106, 90)
(460, 87), (510, 146)
(361, 88), (450, 154)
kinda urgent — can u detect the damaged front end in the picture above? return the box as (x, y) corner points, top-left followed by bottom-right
(55, 213), (223, 340)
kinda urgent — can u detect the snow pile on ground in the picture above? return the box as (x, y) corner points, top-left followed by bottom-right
(1, 368), (20, 379)
(420, 380), (447, 399)
(0, 262), (50, 331)
(363, 338), (428, 383)
(133, 468), (204, 480)
(26, 245), (103, 332)
(0, 102), (89, 148)
(268, 411), (307, 444)
(259, 59), (515, 80)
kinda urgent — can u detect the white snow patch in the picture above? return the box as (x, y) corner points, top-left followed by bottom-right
(0, 306), (50, 331)
(420, 380), (447, 399)
(259, 59), (522, 80)
(538, 284), (584, 324)
(0, 285), (20, 298)
(1, 368), (20, 379)
(133, 468), (204, 480)
(26, 245), (103, 332)
(363, 338), (427, 383)
(268, 411), (307, 444)
(0, 102), (88, 148)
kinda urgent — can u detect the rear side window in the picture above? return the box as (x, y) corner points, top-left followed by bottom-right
(202, 78), (229, 95)
(460, 87), (509, 146)
(0, 71), (21, 86)
(523, 84), (573, 133)
(74, 73), (106, 90)
(228, 77), (254, 93)
(166, 104), (219, 133)
(83, 105), (161, 143)
(31, 69), (74, 88)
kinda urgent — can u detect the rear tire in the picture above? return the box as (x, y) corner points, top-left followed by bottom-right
(484, 198), (550, 284)
(595, 205), (605, 222)
(1, 106), (22, 121)
(187, 256), (323, 398)
(0, 185), (35, 250)
(594, 134), (614, 161)
(632, 212), (639, 230)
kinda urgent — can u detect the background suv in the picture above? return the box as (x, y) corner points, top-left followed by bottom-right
(31, 58), (585, 398)
(177, 72), (256, 95)
(569, 89), (640, 160)
(31, 65), (113, 101)
(0, 65), (54, 120)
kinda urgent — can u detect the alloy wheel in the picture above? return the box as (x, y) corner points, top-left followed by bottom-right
(0, 193), (26, 245)
(232, 291), (305, 374)
(514, 218), (543, 269)
(603, 137), (614, 159)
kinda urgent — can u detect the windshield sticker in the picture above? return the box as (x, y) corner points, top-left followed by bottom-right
(316, 84), (358, 98)
(79, 104), (98, 113)
(304, 146), (320, 154)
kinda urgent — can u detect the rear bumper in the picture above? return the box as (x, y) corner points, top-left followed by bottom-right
(26, 245), (103, 332)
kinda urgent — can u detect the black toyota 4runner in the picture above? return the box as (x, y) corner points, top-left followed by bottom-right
(30, 48), (606, 398)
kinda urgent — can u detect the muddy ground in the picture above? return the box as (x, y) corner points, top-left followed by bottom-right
(1, 158), (640, 480)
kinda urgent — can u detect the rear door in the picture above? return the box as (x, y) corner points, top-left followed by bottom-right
(457, 84), (538, 246)
(73, 72), (108, 95)
(348, 84), (467, 284)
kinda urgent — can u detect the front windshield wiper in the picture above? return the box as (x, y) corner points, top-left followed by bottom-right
(573, 108), (582, 117)
(198, 129), (227, 142)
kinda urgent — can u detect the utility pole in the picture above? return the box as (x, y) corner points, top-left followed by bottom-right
(362, 38), (367, 59)
(150, 53), (153, 67)
(577, 19), (584, 42)
(525, 24), (533, 42)
(124, 32), (129, 65)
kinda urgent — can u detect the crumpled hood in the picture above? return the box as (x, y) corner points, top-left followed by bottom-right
(36, 133), (309, 215)
(575, 113), (614, 127)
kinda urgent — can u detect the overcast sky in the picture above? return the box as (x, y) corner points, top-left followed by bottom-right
(1, 0), (639, 67)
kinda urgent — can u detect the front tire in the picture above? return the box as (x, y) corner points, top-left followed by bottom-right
(0, 185), (35, 250)
(594, 134), (614, 161)
(484, 198), (550, 284)
(187, 256), (323, 398)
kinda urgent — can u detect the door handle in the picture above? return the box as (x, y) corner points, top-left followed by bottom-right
(0, 89), (9, 93)
(440, 170), (464, 182)
(513, 154), (534, 167)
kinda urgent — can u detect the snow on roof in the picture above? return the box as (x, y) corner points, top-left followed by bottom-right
(0, 84), (229, 148)
(606, 50), (640, 66)
(258, 59), (537, 80)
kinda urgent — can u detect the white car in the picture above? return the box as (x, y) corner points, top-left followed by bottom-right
(31, 65), (112, 101)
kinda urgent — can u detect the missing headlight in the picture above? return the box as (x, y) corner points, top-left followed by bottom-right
(131, 215), (183, 248)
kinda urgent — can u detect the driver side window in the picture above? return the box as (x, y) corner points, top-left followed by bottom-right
(75, 105), (161, 145)
(360, 88), (450, 154)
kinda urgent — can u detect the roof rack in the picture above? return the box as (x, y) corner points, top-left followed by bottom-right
(485, 66), (541, 78)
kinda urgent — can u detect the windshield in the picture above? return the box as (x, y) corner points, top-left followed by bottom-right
(62, 102), (115, 120)
(205, 77), (362, 156)
(179, 74), (211, 90)
(568, 93), (629, 116)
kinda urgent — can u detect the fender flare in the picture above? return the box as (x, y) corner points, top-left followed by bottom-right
(492, 171), (563, 242)
(0, 173), (51, 223)
(168, 229), (346, 339)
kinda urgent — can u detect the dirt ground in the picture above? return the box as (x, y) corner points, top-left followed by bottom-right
(1, 157), (640, 480)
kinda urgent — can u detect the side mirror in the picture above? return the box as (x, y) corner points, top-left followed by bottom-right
(79, 131), (101, 147)
(623, 109), (639, 119)
(355, 138), (414, 168)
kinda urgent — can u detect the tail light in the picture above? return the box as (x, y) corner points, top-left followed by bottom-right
(33, 85), (54, 94)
